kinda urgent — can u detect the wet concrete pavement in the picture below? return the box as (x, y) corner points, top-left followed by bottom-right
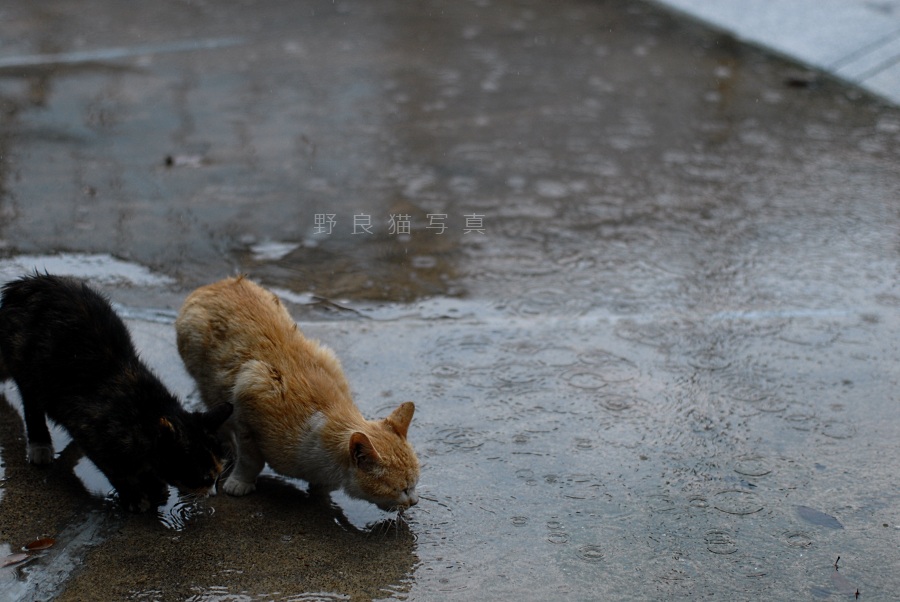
(1, 0), (900, 600)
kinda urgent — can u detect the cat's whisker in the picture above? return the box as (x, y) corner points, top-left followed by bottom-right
(373, 521), (388, 540)
(367, 515), (400, 540)
(214, 458), (236, 493)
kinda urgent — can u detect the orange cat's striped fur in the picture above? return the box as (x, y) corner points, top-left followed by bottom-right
(175, 276), (419, 511)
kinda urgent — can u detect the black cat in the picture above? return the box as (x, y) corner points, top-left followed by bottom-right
(0, 274), (232, 511)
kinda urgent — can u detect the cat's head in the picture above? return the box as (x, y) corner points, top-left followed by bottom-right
(156, 402), (233, 495)
(345, 401), (420, 512)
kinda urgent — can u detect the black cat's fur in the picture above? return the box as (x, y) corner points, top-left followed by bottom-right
(0, 274), (232, 511)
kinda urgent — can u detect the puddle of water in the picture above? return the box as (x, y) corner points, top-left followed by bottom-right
(0, 254), (173, 287)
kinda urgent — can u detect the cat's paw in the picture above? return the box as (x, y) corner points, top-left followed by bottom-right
(223, 476), (256, 496)
(27, 443), (54, 465)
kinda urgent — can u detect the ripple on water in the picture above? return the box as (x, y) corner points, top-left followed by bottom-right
(751, 395), (790, 414)
(712, 490), (764, 516)
(577, 350), (640, 382)
(530, 346), (581, 367)
(596, 392), (639, 413)
(158, 494), (214, 531)
(726, 379), (778, 403)
(505, 288), (594, 317)
(784, 411), (817, 431)
(704, 529), (738, 555)
(687, 351), (733, 372)
(576, 544), (606, 563)
(738, 555), (769, 578)
(782, 530), (814, 548)
(515, 468), (535, 479)
(431, 364), (462, 378)
(614, 320), (680, 349)
(733, 454), (773, 477)
(819, 419), (857, 440)
(688, 496), (709, 509)
(546, 518), (569, 544)
(491, 363), (543, 387)
(434, 428), (484, 451)
(778, 321), (839, 347)
(546, 519), (564, 530)
(563, 369), (608, 390)
(646, 494), (676, 513)
(434, 332), (496, 354)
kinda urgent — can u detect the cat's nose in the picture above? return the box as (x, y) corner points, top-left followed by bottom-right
(407, 490), (419, 507)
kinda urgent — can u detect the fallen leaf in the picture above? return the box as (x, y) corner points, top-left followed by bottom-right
(23, 538), (55, 552)
(1, 553), (29, 568)
(796, 505), (843, 529)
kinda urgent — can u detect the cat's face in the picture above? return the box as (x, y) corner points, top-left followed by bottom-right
(346, 401), (420, 512)
(350, 437), (419, 511)
(157, 403), (233, 495)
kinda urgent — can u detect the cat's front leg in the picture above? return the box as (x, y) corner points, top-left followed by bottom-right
(222, 426), (265, 496)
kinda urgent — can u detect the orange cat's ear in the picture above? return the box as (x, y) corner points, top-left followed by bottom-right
(350, 432), (381, 470)
(385, 401), (415, 439)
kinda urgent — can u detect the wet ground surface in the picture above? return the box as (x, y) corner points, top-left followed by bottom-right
(1, 0), (900, 600)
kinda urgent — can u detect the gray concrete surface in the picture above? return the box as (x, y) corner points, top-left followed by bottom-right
(0, 1), (899, 600)
(652, 0), (900, 105)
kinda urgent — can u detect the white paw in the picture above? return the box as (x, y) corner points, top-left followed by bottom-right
(223, 476), (256, 496)
(27, 443), (53, 465)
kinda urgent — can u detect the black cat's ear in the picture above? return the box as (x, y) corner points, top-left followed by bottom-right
(349, 432), (380, 471)
(203, 402), (233, 431)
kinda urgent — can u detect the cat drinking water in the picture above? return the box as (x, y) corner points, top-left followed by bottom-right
(0, 274), (233, 512)
(175, 276), (419, 512)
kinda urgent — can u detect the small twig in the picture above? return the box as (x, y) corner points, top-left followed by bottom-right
(834, 556), (840, 570)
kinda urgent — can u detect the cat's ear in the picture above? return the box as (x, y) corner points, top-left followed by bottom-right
(350, 432), (381, 471)
(159, 416), (181, 440)
(203, 402), (233, 431)
(385, 401), (415, 439)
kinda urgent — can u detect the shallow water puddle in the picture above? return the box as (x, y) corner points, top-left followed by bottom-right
(0, 301), (898, 599)
(0, 254), (174, 287)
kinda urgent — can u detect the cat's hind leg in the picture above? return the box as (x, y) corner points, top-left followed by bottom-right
(19, 387), (54, 465)
(222, 425), (265, 496)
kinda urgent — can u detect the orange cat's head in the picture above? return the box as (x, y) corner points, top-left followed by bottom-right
(345, 401), (420, 512)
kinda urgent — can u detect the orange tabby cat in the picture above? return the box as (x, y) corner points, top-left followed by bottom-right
(175, 276), (419, 511)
